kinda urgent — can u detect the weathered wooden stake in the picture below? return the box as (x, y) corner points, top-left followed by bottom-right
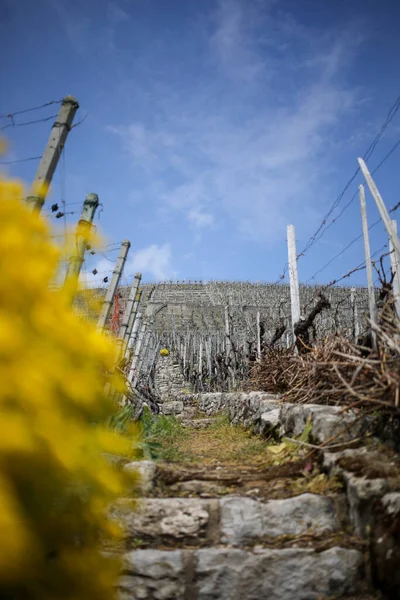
(256, 310), (261, 362)
(359, 184), (377, 348)
(389, 220), (400, 318)
(27, 96), (79, 212)
(358, 158), (400, 259)
(119, 272), (141, 343)
(126, 289), (142, 342)
(63, 193), (99, 302)
(287, 224), (300, 339)
(97, 240), (130, 331)
(224, 305), (231, 359)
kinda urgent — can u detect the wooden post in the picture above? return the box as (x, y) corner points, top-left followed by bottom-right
(125, 289), (142, 352)
(26, 96), (79, 212)
(359, 184), (377, 348)
(97, 240), (131, 331)
(287, 224), (300, 338)
(198, 341), (203, 374)
(224, 304), (231, 359)
(119, 272), (142, 343)
(63, 193), (99, 301)
(256, 310), (261, 362)
(127, 311), (142, 355)
(358, 158), (400, 259)
(390, 220), (400, 318)
(350, 288), (360, 343)
(127, 313), (143, 384)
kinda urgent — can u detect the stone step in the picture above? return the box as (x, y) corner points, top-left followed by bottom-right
(180, 417), (216, 429)
(113, 493), (339, 549)
(117, 546), (365, 600)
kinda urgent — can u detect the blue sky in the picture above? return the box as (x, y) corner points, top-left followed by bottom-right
(1, 0), (400, 286)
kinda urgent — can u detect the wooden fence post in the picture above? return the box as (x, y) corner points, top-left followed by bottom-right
(118, 272), (141, 343)
(287, 224), (300, 342)
(390, 219), (400, 318)
(97, 240), (130, 331)
(358, 158), (400, 259)
(256, 310), (261, 362)
(224, 304), (231, 359)
(359, 184), (377, 348)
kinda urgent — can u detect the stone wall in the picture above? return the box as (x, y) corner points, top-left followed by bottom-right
(154, 353), (188, 402)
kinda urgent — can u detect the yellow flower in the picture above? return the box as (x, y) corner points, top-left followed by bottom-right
(0, 175), (137, 599)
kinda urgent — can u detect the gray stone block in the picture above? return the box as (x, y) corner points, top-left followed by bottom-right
(162, 401), (184, 415)
(118, 498), (211, 547)
(119, 549), (184, 599)
(220, 494), (338, 545)
(280, 404), (369, 444)
(195, 546), (363, 599)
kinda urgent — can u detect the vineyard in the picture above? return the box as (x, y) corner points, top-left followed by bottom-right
(2, 89), (400, 600)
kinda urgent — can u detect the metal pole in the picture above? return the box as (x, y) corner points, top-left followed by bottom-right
(119, 272), (142, 343)
(27, 96), (79, 212)
(97, 240), (131, 331)
(390, 220), (400, 318)
(358, 158), (400, 258)
(359, 184), (377, 348)
(63, 193), (99, 302)
(287, 224), (300, 337)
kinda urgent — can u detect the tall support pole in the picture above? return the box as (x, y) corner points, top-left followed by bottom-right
(63, 193), (99, 302)
(256, 310), (261, 362)
(125, 289), (142, 352)
(97, 240), (131, 331)
(198, 341), (203, 374)
(26, 96), (79, 212)
(358, 158), (400, 259)
(127, 313), (143, 383)
(126, 311), (142, 358)
(359, 184), (377, 348)
(132, 321), (147, 387)
(287, 224), (300, 341)
(224, 305), (231, 359)
(118, 272), (142, 343)
(350, 288), (360, 343)
(390, 220), (400, 318)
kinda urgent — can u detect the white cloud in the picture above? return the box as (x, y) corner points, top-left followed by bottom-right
(187, 207), (215, 228)
(109, 0), (366, 244)
(126, 243), (175, 281)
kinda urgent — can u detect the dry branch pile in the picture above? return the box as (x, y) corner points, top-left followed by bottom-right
(247, 318), (400, 414)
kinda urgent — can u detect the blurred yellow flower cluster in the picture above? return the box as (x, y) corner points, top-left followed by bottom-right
(160, 348), (169, 356)
(0, 175), (135, 599)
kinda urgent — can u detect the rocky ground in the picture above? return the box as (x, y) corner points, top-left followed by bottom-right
(106, 391), (400, 600)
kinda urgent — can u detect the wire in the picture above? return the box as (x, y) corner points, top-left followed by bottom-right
(0, 114), (57, 131)
(0, 99), (62, 120)
(273, 133), (400, 284)
(306, 191), (400, 283)
(0, 155), (42, 165)
(298, 93), (400, 258)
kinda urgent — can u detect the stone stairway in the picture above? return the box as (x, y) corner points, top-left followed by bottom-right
(112, 399), (388, 600)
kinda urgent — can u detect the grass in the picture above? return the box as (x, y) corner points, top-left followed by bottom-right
(139, 407), (189, 461)
(140, 411), (299, 466)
